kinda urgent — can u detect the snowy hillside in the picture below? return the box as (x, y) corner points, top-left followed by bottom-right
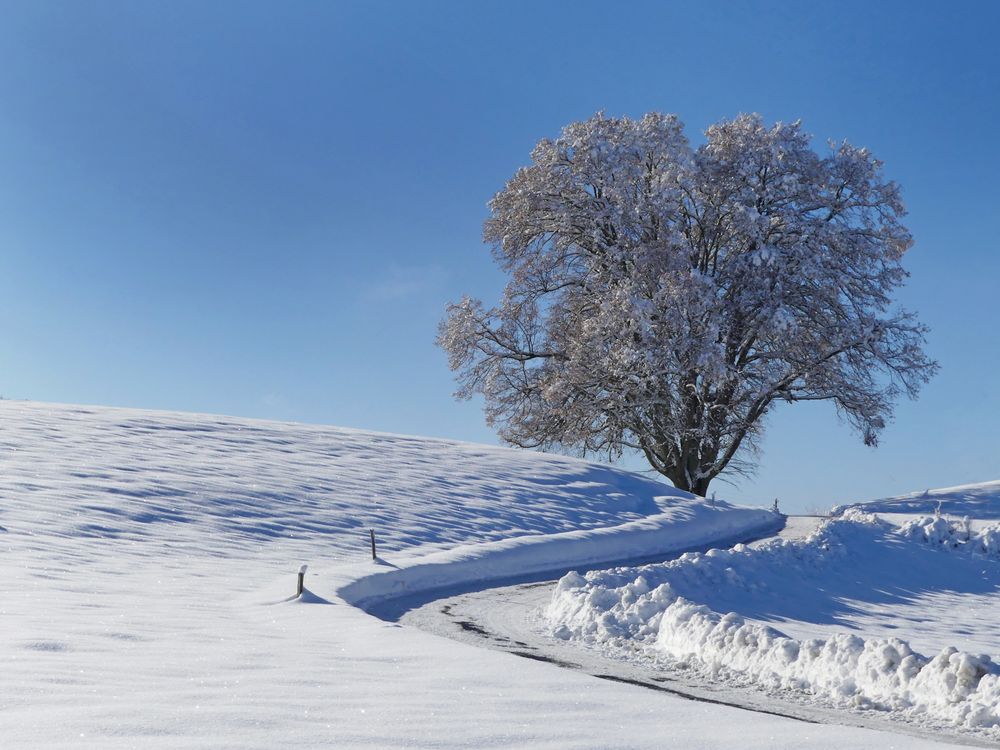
(836, 481), (1000, 519)
(1, 401), (979, 749)
(0, 400), (830, 750)
(0, 401), (697, 559)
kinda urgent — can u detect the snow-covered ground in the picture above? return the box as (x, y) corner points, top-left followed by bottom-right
(546, 505), (1000, 738)
(835, 482), (1000, 519)
(0, 400), (966, 748)
(834, 482), (1000, 534)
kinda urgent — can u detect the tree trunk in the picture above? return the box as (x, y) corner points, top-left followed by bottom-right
(641, 437), (714, 497)
(690, 477), (711, 497)
(664, 468), (712, 498)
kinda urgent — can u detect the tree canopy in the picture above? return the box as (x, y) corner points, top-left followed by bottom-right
(438, 112), (937, 495)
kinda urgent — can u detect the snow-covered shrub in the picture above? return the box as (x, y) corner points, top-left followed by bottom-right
(902, 515), (1000, 557)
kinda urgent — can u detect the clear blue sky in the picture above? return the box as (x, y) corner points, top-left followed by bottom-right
(1, 1), (997, 511)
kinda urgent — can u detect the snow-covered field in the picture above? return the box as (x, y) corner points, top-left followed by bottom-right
(0, 401), (977, 748)
(836, 482), (1000, 519)
(546, 506), (1000, 738)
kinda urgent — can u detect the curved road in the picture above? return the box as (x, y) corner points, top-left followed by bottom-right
(374, 516), (987, 748)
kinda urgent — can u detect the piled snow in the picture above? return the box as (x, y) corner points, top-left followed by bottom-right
(546, 510), (1000, 732)
(900, 514), (1000, 556)
(339, 500), (779, 609)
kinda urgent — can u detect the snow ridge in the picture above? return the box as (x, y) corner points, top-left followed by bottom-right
(338, 505), (780, 611)
(546, 510), (1000, 731)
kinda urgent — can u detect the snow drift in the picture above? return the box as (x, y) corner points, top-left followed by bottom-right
(547, 510), (1000, 730)
(338, 501), (779, 610)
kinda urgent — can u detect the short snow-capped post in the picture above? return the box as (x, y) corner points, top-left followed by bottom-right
(296, 564), (307, 597)
(370, 528), (377, 560)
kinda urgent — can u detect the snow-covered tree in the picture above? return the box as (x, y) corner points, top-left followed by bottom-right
(438, 112), (937, 495)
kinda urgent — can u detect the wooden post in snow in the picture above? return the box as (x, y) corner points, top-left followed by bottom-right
(297, 564), (307, 597)
(370, 528), (377, 560)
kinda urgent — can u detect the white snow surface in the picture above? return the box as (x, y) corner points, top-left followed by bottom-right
(546, 509), (1000, 736)
(834, 481), (1000, 520)
(0, 402), (690, 556)
(2, 400), (941, 749)
(0, 401), (868, 750)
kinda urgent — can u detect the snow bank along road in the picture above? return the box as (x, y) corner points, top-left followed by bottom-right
(391, 515), (997, 748)
(0, 401), (977, 749)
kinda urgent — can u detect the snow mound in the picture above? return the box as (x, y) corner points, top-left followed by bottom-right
(835, 480), (1000, 519)
(546, 510), (1000, 730)
(900, 514), (1000, 556)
